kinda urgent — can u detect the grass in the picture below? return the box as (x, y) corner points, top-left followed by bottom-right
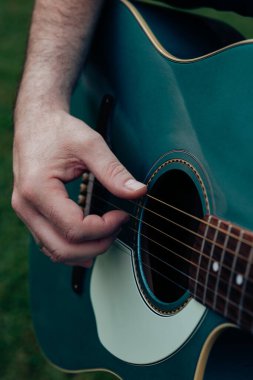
(0, 1), (113, 379)
(0, 1), (36, 379)
(0, 1), (252, 379)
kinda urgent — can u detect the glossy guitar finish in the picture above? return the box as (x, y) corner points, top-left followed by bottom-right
(30, 1), (253, 379)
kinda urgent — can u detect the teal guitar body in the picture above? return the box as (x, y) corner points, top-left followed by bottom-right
(30, 1), (253, 379)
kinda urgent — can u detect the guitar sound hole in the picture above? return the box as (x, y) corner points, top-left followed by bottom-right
(140, 169), (203, 304)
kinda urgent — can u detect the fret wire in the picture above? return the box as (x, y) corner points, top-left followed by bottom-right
(203, 219), (221, 305)
(94, 181), (253, 250)
(146, 193), (253, 248)
(212, 223), (231, 311)
(98, 202), (253, 303)
(132, 236), (253, 317)
(128, 227), (253, 299)
(128, 224), (253, 300)
(92, 193), (253, 282)
(139, 199), (253, 261)
(139, 200), (249, 259)
(130, 233), (253, 319)
(237, 244), (253, 325)
(137, 245), (253, 319)
(194, 215), (211, 297)
(93, 184), (253, 263)
(201, 294), (253, 327)
(224, 229), (243, 318)
(91, 203), (253, 318)
(136, 244), (253, 315)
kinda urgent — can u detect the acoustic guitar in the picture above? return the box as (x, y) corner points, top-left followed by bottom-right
(30, 1), (253, 379)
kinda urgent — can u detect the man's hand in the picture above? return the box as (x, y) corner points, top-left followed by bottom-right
(12, 109), (146, 267)
(12, 0), (146, 267)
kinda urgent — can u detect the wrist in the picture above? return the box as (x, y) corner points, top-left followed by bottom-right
(14, 85), (69, 125)
(14, 61), (73, 122)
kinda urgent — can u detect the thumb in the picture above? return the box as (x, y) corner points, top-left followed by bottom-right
(83, 133), (147, 199)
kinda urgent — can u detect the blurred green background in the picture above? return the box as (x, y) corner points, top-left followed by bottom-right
(0, 1), (252, 379)
(0, 1), (113, 379)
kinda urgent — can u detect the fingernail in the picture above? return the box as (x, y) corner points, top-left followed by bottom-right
(124, 179), (145, 191)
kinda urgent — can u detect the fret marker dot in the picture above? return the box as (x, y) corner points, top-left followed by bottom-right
(212, 261), (219, 272)
(235, 274), (244, 286)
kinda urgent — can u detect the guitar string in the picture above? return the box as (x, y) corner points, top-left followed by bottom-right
(94, 192), (250, 265)
(134, 241), (253, 317)
(92, 193), (253, 284)
(129, 224), (253, 303)
(91, 204), (253, 319)
(148, 193), (253, 246)
(93, 181), (253, 249)
(91, 202), (253, 311)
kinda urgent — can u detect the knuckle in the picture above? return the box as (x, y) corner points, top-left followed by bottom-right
(48, 204), (60, 223)
(11, 190), (21, 212)
(65, 225), (81, 244)
(49, 253), (60, 263)
(19, 177), (36, 202)
(47, 248), (67, 264)
(97, 238), (113, 255)
(105, 160), (126, 180)
(84, 130), (102, 148)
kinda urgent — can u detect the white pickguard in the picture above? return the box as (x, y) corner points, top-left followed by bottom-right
(90, 240), (206, 364)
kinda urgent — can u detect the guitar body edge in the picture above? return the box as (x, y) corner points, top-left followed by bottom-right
(30, 301), (233, 380)
(194, 323), (234, 380)
(30, 1), (253, 379)
(30, 237), (248, 380)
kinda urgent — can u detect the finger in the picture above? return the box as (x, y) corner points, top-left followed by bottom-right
(31, 179), (129, 243)
(81, 259), (94, 268)
(59, 257), (95, 268)
(80, 133), (147, 199)
(66, 259), (94, 268)
(25, 208), (121, 264)
(40, 233), (116, 264)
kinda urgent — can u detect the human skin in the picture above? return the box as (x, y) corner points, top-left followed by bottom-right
(12, 0), (147, 268)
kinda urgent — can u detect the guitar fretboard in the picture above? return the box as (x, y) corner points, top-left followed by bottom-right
(189, 215), (253, 333)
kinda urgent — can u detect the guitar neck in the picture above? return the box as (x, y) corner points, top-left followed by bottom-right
(190, 215), (253, 333)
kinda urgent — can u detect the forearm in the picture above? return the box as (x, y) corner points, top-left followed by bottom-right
(12, 0), (146, 267)
(15, 0), (104, 120)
